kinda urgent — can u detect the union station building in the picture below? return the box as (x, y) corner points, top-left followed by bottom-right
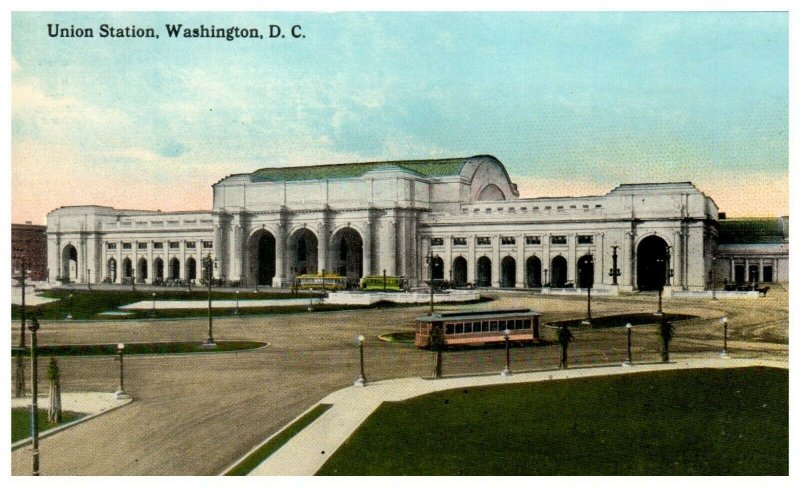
(45, 155), (788, 291)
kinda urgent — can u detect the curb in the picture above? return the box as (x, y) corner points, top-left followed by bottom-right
(11, 395), (134, 451)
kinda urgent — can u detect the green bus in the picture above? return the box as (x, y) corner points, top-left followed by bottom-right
(360, 275), (407, 291)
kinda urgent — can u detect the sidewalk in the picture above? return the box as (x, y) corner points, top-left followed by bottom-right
(244, 357), (788, 476)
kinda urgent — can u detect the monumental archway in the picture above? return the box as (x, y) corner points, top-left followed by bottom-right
(248, 230), (276, 286)
(637, 235), (669, 291)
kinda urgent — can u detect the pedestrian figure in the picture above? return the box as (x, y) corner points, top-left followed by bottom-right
(659, 318), (675, 363)
(557, 324), (575, 369)
(47, 357), (62, 424)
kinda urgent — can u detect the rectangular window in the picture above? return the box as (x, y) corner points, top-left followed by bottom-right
(763, 266), (774, 283)
(137, 242), (147, 249)
(202, 240), (213, 248)
(477, 237), (491, 245)
(577, 235), (594, 245)
(431, 238), (444, 246)
(544, 206), (552, 210)
(482, 321), (490, 332)
(153, 242), (164, 249)
(515, 319), (523, 330)
(490, 320), (498, 331)
(551, 236), (567, 245)
(186, 241), (196, 249)
(445, 324), (454, 335)
(523, 319), (532, 329)
(525, 236), (541, 245)
(169, 242), (179, 249)
(107, 242), (117, 249)
(499, 320), (507, 331)
(453, 237), (467, 246)
(122, 242), (132, 250)
(456, 323), (464, 334)
(501, 236), (516, 245)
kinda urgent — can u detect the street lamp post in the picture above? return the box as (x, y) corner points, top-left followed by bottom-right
(711, 256), (717, 300)
(426, 250), (440, 316)
(14, 259), (30, 397)
(66, 293), (74, 320)
(501, 328), (512, 376)
(151, 292), (157, 318)
(88, 268), (92, 290)
(623, 323), (633, 367)
(720, 316), (729, 358)
(203, 255), (217, 348)
(609, 246), (620, 286)
(308, 288), (314, 311)
(115, 343), (130, 399)
(582, 252), (593, 326)
(383, 269), (387, 292)
(354, 335), (366, 387)
(29, 316), (40, 476)
(234, 290), (240, 316)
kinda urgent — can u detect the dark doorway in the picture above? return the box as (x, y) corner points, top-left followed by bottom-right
(250, 231), (276, 286)
(734, 265), (745, 284)
(526, 256), (541, 287)
(430, 256), (444, 280)
(137, 258), (148, 283)
(550, 256), (567, 288)
(153, 258), (164, 282)
(748, 265), (759, 283)
(187, 258), (197, 282)
(636, 236), (668, 291)
(169, 258), (180, 279)
(763, 265), (773, 283)
(477, 257), (492, 287)
(452, 257), (468, 286)
(577, 254), (594, 288)
(332, 227), (363, 285)
(501, 256), (516, 288)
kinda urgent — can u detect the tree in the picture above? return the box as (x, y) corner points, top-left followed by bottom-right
(429, 323), (445, 378)
(659, 319), (675, 363)
(557, 324), (575, 369)
(47, 357), (62, 424)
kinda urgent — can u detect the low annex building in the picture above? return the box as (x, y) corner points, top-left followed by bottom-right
(45, 155), (786, 291)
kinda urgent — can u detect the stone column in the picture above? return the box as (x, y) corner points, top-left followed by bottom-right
(214, 223), (224, 279)
(542, 234), (550, 285)
(231, 216), (243, 281)
(48, 235), (60, 284)
(567, 233), (576, 284)
(515, 234), (525, 288)
(116, 242), (123, 284)
(444, 234), (453, 283)
(673, 231), (683, 289)
(491, 234), (500, 287)
(179, 240), (187, 280)
(759, 259), (764, 282)
(730, 258), (735, 281)
(467, 235), (476, 284)
(274, 222), (286, 287)
(132, 241), (139, 283)
(420, 234), (430, 282)
(624, 231), (635, 288)
(380, 214), (396, 276)
(147, 241), (154, 284)
(363, 221), (372, 277)
(317, 213), (329, 274)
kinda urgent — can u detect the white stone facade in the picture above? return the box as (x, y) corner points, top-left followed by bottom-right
(47, 154), (766, 291)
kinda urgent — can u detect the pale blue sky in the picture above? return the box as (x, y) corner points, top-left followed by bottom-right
(11, 11), (788, 222)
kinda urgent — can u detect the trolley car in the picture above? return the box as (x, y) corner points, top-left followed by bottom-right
(414, 309), (541, 349)
(296, 273), (347, 291)
(359, 275), (407, 291)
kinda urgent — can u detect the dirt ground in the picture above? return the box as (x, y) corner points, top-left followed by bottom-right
(9, 287), (788, 475)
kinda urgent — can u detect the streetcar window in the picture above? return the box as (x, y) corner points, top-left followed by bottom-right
(465, 322), (473, 333)
(516, 320), (523, 330)
(490, 321), (498, 331)
(499, 320), (506, 331)
(481, 321), (489, 331)
(456, 323), (464, 334)
(445, 324), (454, 334)
(523, 319), (531, 329)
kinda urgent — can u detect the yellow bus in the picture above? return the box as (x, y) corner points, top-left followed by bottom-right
(359, 275), (407, 291)
(296, 273), (347, 291)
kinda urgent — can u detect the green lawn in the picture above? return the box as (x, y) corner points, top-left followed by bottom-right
(13, 289), (490, 321)
(317, 367), (788, 475)
(12, 340), (266, 357)
(12, 408), (86, 443)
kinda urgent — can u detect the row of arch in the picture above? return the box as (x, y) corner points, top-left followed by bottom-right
(61, 230), (672, 289)
(430, 254), (596, 288)
(104, 256), (202, 283)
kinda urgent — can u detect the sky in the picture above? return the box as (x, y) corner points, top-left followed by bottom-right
(11, 11), (789, 224)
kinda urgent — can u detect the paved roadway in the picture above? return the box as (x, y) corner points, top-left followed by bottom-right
(10, 290), (788, 475)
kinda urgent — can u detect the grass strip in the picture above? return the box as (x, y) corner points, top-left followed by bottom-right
(11, 408), (86, 443)
(12, 340), (266, 357)
(225, 403), (333, 476)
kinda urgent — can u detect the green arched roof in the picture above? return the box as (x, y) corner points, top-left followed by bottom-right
(250, 157), (474, 182)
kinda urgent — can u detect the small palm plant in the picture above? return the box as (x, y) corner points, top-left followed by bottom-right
(47, 357), (62, 424)
(429, 324), (445, 378)
(659, 319), (675, 363)
(557, 324), (575, 369)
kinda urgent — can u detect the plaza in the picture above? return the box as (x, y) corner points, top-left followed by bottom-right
(10, 288), (788, 475)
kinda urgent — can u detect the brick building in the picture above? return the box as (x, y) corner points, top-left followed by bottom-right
(12, 222), (47, 281)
